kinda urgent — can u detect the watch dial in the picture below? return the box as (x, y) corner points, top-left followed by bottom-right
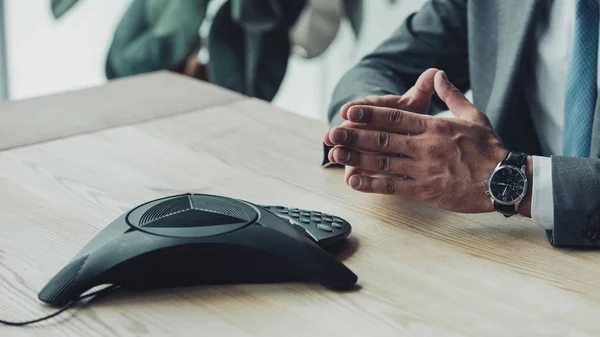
(489, 167), (526, 203)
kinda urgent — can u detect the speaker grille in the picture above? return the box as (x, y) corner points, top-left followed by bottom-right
(126, 194), (258, 237)
(139, 196), (191, 226)
(191, 198), (252, 222)
(38, 255), (88, 305)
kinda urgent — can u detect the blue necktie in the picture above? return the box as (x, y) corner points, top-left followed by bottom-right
(564, 0), (599, 157)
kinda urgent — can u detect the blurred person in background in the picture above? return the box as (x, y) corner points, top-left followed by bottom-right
(51, 0), (362, 102)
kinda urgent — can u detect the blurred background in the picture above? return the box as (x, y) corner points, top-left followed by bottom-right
(0, 0), (426, 121)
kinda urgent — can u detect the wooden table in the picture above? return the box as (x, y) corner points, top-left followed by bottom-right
(1, 72), (600, 337)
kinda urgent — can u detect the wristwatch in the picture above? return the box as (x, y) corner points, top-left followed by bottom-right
(485, 151), (529, 217)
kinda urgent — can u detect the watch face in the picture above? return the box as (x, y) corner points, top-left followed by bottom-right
(489, 166), (527, 204)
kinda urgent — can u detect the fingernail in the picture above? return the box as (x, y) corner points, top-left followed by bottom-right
(349, 107), (363, 121)
(440, 71), (448, 82)
(349, 175), (361, 188)
(336, 148), (351, 162)
(332, 128), (347, 143)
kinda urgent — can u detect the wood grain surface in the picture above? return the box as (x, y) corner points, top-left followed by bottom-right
(1, 75), (600, 336)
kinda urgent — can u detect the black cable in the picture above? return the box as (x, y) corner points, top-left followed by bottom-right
(0, 285), (120, 327)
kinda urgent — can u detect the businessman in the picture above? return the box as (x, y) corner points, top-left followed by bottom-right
(323, 0), (600, 247)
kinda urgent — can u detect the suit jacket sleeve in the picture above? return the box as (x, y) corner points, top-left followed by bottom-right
(547, 156), (600, 247)
(323, 0), (470, 165)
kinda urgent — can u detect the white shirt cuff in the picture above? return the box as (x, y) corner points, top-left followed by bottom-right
(531, 156), (554, 230)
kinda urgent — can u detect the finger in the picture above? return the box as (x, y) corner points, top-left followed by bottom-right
(434, 70), (479, 121)
(325, 122), (371, 146)
(339, 95), (403, 121)
(328, 145), (336, 163)
(403, 68), (438, 106)
(347, 174), (415, 196)
(327, 127), (417, 156)
(325, 130), (334, 146)
(325, 121), (355, 146)
(345, 105), (430, 134)
(344, 166), (377, 185)
(330, 147), (418, 177)
(327, 143), (370, 163)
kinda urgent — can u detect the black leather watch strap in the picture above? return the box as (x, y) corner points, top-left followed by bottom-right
(502, 151), (527, 167)
(494, 202), (517, 217)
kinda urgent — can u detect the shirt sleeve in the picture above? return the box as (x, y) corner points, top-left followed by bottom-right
(531, 155), (554, 230)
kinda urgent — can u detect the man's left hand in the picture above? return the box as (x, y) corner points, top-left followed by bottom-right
(324, 71), (528, 214)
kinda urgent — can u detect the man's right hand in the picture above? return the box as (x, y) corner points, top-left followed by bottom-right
(325, 68), (439, 184)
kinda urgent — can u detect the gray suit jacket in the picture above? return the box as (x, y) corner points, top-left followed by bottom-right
(325, 0), (600, 247)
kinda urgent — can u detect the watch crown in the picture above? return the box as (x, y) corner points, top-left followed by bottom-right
(489, 169), (494, 173)
(485, 191), (491, 196)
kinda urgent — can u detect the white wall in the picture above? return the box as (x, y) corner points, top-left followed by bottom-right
(5, 0), (426, 120)
(5, 0), (131, 100)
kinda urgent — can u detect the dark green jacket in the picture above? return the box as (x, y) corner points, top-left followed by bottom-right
(51, 0), (207, 79)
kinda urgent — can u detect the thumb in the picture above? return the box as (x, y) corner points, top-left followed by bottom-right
(400, 68), (438, 113)
(434, 70), (488, 125)
(404, 68), (438, 102)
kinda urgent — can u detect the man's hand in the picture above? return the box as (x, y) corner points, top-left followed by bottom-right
(324, 70), (530, 215)
(333, 68), (439, 183)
